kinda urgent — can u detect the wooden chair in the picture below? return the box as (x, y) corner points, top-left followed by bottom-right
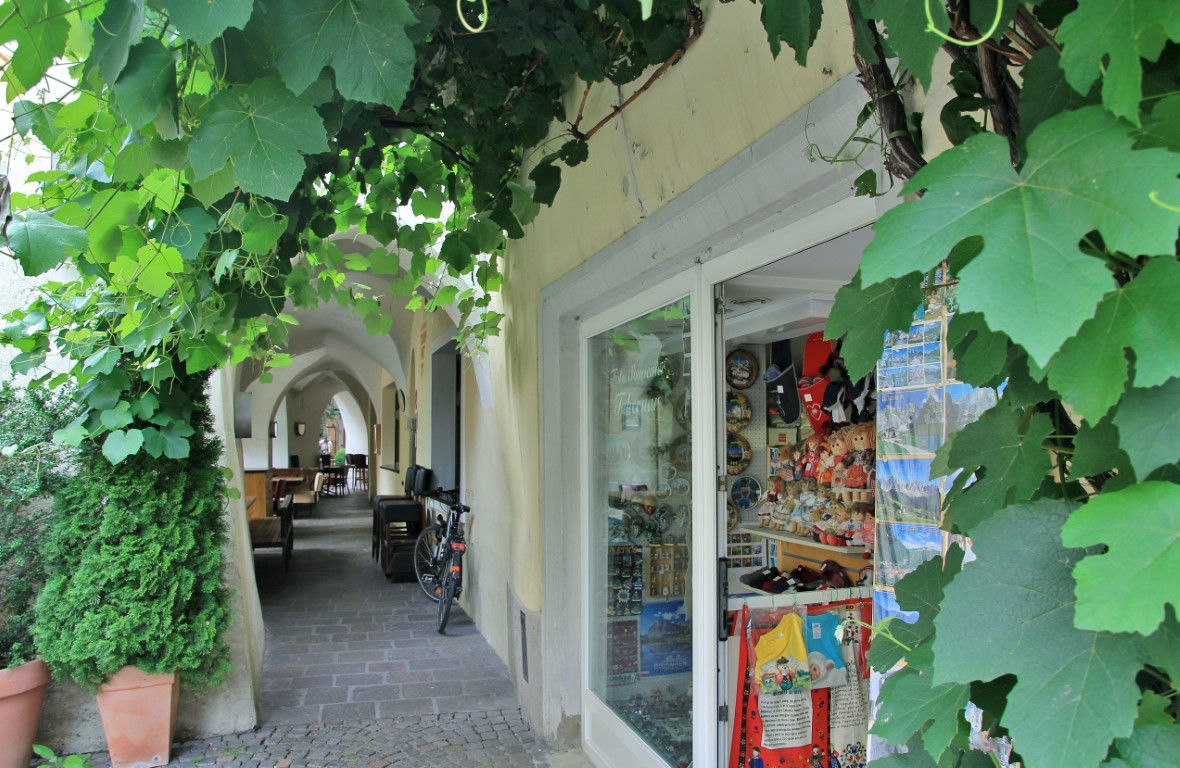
(291, 472), (324, 518)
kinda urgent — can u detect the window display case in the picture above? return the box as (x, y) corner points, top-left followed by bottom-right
(588, 297), (694, 768)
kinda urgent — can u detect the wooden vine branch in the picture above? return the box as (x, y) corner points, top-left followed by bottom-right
(569, 5), (704, 142)
(846, 11), (926, 181)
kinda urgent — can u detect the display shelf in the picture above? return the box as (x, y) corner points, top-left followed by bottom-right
(729, 584), (873, 604)
(736, 525), (867, 554)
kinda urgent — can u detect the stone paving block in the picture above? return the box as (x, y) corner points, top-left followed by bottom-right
(301, 687), (350, 705)
(320, 702), (376, 722)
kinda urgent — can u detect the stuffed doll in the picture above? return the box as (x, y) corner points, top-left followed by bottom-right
(816, 440), (835, 487)
(802, 435), (824, 479)
(841, 423), (876, 503)
(827, 428), (851, 490)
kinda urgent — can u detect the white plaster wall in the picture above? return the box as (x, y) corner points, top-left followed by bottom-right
(335, 392), (368, 455)
(273, 398), (291, 467)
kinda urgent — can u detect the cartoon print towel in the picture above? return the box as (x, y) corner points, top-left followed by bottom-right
(804, 611), (848, 689)
(754, 612), (811, 695)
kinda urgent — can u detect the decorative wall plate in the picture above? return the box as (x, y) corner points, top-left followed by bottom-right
(727, 499), (739, 531)
(671, 477), (691, 497)
(655, 483), (672, 500)
(669, 435), (692, 471)
(725, 349), (760, 390)
(659, 463), (678, 481)
(726, 391), (752, 433)
(729, 475), (761, 509)
(598, 434), (630, 470)
(726, 434), (752, 475)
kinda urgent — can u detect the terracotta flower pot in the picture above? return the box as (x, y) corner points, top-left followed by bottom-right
(95, 667), (179, 768)
(0, 659), (50, 768)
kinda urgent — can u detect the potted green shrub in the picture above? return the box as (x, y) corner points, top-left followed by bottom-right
(32, 373), (231, 768)
(0, 382), (76, 768)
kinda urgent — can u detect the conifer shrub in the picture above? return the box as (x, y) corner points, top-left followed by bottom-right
(0, 381), (76, 668)
(32, 374), (231, 691)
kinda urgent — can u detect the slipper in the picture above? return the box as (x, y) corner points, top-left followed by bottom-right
(792, 565), (822, 584)
(820, 560), (850, 588)
(765, 574), (804, 594)
(739, 566), (780, 588)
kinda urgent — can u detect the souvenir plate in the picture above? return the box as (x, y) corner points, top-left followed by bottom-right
(671, 477), (691, 497)
(726, 349), (760, 390)
(726, 433), (752, 475)
(669, 435), (692, 471)
(729, 475), (761, 509)
(598, 434), (630, 470)
(727, 499), (739, 531)
(659, 463), (678, 481)
(655, 482), (672, 501)
(726, 391), (752, 433)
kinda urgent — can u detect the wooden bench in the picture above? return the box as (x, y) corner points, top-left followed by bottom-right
(250, 483), (294, 571)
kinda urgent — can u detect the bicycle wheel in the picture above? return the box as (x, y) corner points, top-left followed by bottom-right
(436, 553), (458, 634)
(414, 525), (443, 601)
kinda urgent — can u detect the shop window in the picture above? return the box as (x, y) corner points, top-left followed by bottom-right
(588, 297), (693, 767)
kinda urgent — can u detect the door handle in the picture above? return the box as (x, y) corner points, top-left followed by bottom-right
(717, 556), (730, 641)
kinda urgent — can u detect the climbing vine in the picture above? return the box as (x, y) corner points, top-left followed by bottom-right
(751, 2), (1180, 767)
(0, 0), (698, 462)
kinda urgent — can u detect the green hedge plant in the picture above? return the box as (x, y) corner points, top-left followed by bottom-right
(32, 372), (231, 691)
(0, 380), (77, 669)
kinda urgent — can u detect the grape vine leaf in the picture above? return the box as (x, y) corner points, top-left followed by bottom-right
(860, 107), (1180, 367)
(867, 545), (965, 673)
(1142, 609), (1180, 683)
(1136, 95), (1180, 151)
(112, 39), (178, 131)
(1058, 0), (1180, 124)
(824, 270), (924, 380)
(1068, 416), (1131, 480)
(102, 428), (145, 464)
(86, 0), (146, 87)
(1018, 48), (1100, 154)
(858, 0), (949, 89)
(934, 499), (1145, 768)
(1062, 482), (1180, 635)
(758, 0), (823, 66)
(0, 0), (70, 98)
(932, 407), (1053, 534)
(161, 0), (255, 45)
(947, 312), (1008, 388)
(4, 211), (89, 276)
(1112, 723), (1180, 768)
(1047, 257), (1180, 421)
(872, 666), (969, 760)
(1112, 377), (1180, 479)
(189, 79), (328, 199)
(266, 0), (419, 109)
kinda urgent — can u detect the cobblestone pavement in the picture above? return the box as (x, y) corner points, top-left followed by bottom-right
(48, 492), (586, 768)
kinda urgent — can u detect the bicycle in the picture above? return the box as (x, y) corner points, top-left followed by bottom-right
(413, 488), (469, 634)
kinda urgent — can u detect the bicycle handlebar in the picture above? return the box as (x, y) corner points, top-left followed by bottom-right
(427, 487), (469, 513)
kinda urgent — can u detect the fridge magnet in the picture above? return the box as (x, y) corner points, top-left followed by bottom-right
(726, 391), (753, 433)
(726, 433), (753, 474)
(726, 349), (760, 390)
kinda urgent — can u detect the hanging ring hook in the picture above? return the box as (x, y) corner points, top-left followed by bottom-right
(456, 0), (488, 33)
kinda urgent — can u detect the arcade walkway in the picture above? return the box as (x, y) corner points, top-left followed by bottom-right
(62, 493), (586, 768)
